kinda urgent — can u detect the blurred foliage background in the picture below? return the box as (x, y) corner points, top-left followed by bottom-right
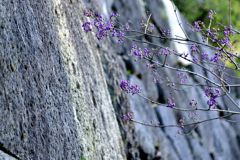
(174, 0), (240, 29)
(174, 0), (240, 75)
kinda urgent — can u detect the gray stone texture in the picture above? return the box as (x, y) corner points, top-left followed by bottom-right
(0, 0), (125, 159)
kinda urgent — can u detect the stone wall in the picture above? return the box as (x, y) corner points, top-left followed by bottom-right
(0, 0), (125, 159)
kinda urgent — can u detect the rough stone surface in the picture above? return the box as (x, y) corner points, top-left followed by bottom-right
(0, 0), (125, 159)
(0, 150), (17, 160)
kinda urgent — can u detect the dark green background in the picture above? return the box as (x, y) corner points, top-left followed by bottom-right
(174, 0), (240, 75)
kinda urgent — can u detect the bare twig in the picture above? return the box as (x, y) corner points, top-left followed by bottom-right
(136, 92), (240, 114)
(114, 110), (235, 128)
(162, 54), (168, 67)
(181, 124), (198, 136)
(169, 0), (189, 40)
(145, 14), (152, 34)
(229, 0), (231, 27)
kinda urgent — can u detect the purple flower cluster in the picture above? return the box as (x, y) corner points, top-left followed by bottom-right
(117, 31), (124, 43)
(177, 72), (184, 78)
(82, 10), (125, 43)
(129, 45), (143, 61)
(205, 88), (220, 109)
(192, 20), (203, 32)
(175, 117), (186, 136)
(201, 53), (208, 60)
(188, 112), (197, 117)
(110, 13), (120, 19)
(159, 47), (169, 55)
(207, 28), (219, 43)
(190, 43), (200, 63)
(82, 22), (93, 33)
(177, 72), (188, 83)
(167, 98), (175, 108)
(190, 43), (200, 55)
(208, 10), (216, 20)
(122, 111), (134, 120)
(150, 120), (160, 125)
(124, 20), (131, 30)
(189, 99), (198, 106)
(191, 11), (236, 64)
(140, 20), (155, 32)
(208, 25), (234, 62)
(120, 80), (141, 95)
(84, 9), (94, 17)
(179, 117), (185, 129)
(210, 52), (222, 63)
(218, 25), (235, 49)
(162, 30), (171, 36)
(177, 128), (183, 135)
(129, 45), (157, 61)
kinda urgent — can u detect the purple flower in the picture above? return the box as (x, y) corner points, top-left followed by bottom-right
(208, 10), (216, 20)
(192, 21), (202, 32)
(110, 13), (120, 19)
(201, 53), (208, 60)
(205, 88), (220, 109)
(177, 72), (184, 78)
(178, 129), (183, 134)
(120, 80), (130, 92)
(112, 29), (116, 37)
(102, 21), (114, 30)
(95, 13), (104, 22)
(210, 53), (221, 63)
(96, 33), (103, 40)
(120, 80), (141, 95)
(82, 22), (93, 33)
(84, 9), (94, 17)
(117, 31), (124, 44)
(125, 24), (129, 30)
(94, 21), (102, 30)
(167, 98), (175, 108)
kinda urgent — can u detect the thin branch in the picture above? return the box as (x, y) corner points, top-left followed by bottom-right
(181, 124), (198, 136)
(136, 92), (240, 114)
(122, 30), (238, 83)
(145, 14), (152, 34)
(229, 0), (231, 27)
(124, 36), (228, 87)
(162, 54), (168, 67)
(222, 88), (240, 110)
(169, 0), (189, 40)
(115, 111), (235, 128)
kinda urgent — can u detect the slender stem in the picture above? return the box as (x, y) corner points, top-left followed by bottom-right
(181, 124), (198, 136)
(116, 111), (235, 128)
(136, 92), (240, 114)
(169, 0), (189, 40)
(124, 36), (228, 86)
(222, 87), (240, 110)
(162, 54), (168, 67)
(145, 14), (151, 34)
(229, 0), (231, 27)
